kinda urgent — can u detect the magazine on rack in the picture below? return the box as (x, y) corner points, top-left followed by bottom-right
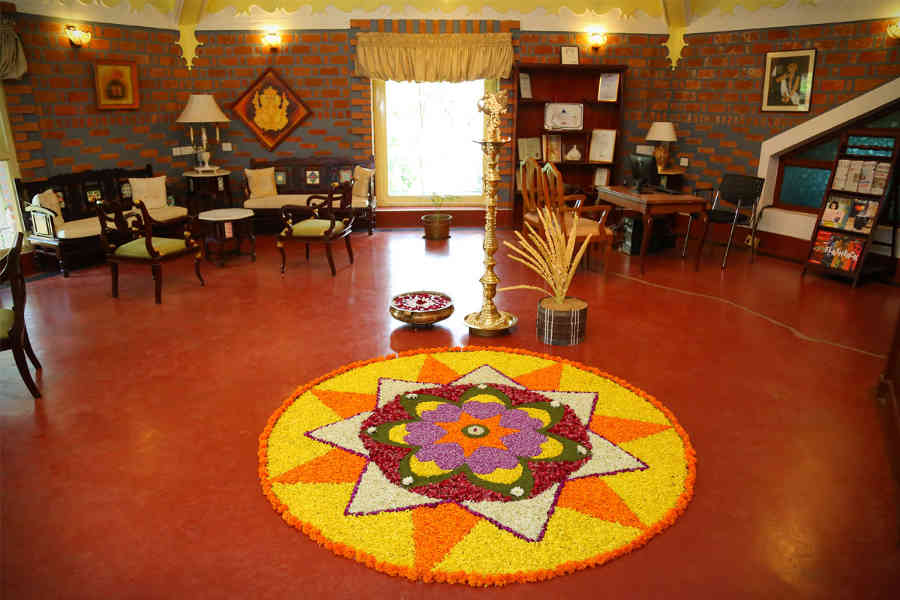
(809, 230), (864, 272)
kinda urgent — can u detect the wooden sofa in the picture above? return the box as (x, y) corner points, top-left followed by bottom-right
(241, 157), (376, 234)
(16, 165), (188, 276)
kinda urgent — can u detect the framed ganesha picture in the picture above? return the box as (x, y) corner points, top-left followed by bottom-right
(231, 68), (310, 151)
(93, 60), (139, 110)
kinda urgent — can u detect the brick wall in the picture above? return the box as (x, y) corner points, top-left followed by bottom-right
(6, 15), (184, 181)
(5, 14), (360, 198)
(7, 12), (898, 207)
(666, 18), (900, 190)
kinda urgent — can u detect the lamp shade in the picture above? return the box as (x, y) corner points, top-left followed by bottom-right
(176, 94), (230, 123)
(646, 121), (677, 142)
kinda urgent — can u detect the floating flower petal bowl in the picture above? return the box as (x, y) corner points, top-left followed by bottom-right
(389, 291), (454, 327)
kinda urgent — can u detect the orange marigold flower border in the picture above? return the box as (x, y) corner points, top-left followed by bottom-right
(258, 345), (697, 586)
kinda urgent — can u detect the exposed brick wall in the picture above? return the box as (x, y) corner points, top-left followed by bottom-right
(6, 14), (184, 181)
(666, 18), (900, 190)
(6, 14), (359, 198)
(7, 11), (898, 208)
(193, 28), (356, 171)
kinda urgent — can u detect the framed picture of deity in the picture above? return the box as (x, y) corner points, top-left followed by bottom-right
(93, 60), (139, 110)
(231, 68), (310, 151)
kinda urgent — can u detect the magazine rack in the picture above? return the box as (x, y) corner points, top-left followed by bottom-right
(802, 129), (899, 287)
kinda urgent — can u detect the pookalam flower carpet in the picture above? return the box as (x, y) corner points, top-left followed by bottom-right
(258, 347), (696, 586)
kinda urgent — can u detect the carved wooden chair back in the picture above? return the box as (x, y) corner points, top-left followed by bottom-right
(0, 232), (42, 398)
(520, 158), (544, 217)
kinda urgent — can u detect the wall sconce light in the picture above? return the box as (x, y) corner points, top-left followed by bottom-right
(589, 29), (607, 50)
(262, 29), (281, 51)
(66, 25), (92, 48)
(887, 20), (900, 39)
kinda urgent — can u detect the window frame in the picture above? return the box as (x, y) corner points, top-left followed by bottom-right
(372, 78), (495, 207)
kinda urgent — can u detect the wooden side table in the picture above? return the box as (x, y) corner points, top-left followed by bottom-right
(657, 166), (687, 191)
(197, 208), (255, 267)
(184, 169), (233, 214)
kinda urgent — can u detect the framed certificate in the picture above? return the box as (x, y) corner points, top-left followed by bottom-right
(589, 129), (617, 163)
(597, 73), (620, 102)
(518, 72), (532, 99)
(561, 46), (579, 65)
(543, 103), (584, 131)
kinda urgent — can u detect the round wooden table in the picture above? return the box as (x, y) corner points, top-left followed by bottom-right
(197, 208), (255, 267)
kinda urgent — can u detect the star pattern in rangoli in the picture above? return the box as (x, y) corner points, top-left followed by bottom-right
(278, 358), (666, 548)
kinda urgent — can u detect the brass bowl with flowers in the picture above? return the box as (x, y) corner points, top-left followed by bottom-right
(389, 291), (454, 327)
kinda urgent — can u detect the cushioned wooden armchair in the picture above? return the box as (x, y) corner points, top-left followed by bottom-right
(277, 190), (355, 276)
(1, 233), (42, 398)
(97, 200), (204, 304)
(541, 162), (615, 275)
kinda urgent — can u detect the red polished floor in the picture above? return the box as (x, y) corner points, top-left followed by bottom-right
(2, 228), (899, 599)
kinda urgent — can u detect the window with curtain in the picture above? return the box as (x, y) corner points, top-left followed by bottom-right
(373, 79), (490, 205)
(0, 86), (22, 250)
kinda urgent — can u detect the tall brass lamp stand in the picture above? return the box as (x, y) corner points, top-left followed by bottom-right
(465, 91), (518, 336)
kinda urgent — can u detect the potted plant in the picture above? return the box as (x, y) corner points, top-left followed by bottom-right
(422, 193), (453, 240)
(499, 207), (593, 346)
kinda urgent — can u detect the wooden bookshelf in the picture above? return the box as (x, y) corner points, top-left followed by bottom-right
(511, 63), (627, 224)
(802, 129), (899, 287)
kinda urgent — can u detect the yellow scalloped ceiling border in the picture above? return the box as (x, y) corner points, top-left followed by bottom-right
(169, 1), (823, 71)
(201, 0), (664, 17)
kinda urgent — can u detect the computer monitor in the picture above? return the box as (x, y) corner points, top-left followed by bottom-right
(629, 153), (659, 192)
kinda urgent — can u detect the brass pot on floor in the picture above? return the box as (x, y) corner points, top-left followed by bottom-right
(422, 213), (452, 240)
(536, 296), (587, 346)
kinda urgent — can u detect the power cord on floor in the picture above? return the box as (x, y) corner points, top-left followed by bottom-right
(612, 272), (887, 359)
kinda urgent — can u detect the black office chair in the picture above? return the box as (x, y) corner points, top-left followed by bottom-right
(683, 174), (765, 269)
(1, 233), (42, 398)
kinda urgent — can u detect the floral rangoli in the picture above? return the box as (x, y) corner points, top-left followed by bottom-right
(259, 347), (696, 586)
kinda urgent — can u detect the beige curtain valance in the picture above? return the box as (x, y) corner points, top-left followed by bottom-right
(355, 32), (513, 82)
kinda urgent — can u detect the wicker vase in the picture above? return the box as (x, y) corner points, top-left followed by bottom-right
(536, 296), (587, 346)
(422, 213), (452, 240)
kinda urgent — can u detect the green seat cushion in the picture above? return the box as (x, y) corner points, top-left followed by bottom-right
(0, 308), (13, 340)
(114, 237), (188, 259)
(291, 218), (346, 238)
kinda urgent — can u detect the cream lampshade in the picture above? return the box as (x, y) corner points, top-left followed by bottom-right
(176, 94), (230, 171)
(646, 121), (677, 170)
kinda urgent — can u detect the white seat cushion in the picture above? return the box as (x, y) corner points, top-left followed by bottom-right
(56, 217), (102, 239)
(145, 205), (188, 221)
(352, 166), (373, 199)
(32, 189), (65, 229)
(351, 194), (370, 208)
(129, 176), (168, 210)
(243, 194), (312, 210)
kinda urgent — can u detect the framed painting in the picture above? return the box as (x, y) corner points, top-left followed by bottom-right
(94, 60), (139, 110)
(761, 49), (815, 112)
(231, 68), (310, 151)
(305, 169), (320, 186)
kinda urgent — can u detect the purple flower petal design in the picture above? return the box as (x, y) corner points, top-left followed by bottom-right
(416, 442), (465, 470)
(461, 400), (505, 419)
(466, 447), (520, 474)
(404, 421), (447, 446)
(420, 403), (461, 422)
(500, 408), (543, 431)
(501, 429), (546, 457)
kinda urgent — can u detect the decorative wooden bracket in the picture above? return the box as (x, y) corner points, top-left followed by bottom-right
(661, 0), (688, 70)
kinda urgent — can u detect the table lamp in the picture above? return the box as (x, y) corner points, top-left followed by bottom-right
(176, 94), (230, 172)
(646, 121), (677, 170)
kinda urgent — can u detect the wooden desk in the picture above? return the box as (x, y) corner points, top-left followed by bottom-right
(596, 186), (707, 273)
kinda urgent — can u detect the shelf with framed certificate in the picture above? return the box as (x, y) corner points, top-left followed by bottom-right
(511, 63), (627, 225)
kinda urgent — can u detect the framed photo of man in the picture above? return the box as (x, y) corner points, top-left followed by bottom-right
(761, 49), (816, 112)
